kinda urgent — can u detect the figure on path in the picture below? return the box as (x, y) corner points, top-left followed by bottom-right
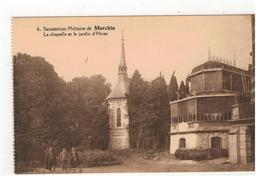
(60, 148), (69, 171)
(70, 147), (80, 172)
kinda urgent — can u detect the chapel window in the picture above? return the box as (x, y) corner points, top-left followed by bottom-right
(117, 108), (121, 127)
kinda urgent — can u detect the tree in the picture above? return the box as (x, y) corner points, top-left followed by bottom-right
(127, 71), (171, 151)
(168, 71), (178, 102)
(90, 104), (110, 150)
(64, 75), (111, 148)
(179, 80), (188, 99)
(147, 75), (170, 150)
(127, 70), (150, 149)
(14, 53), (112, 169)
(14, 53), (68, 164)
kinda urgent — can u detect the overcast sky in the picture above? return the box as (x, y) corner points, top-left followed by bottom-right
(13, 15), (253, 86)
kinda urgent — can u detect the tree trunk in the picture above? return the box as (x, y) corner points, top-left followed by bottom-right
(136, 127), (143, 150)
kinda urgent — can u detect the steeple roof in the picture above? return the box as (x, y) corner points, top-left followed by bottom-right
(119, 34), (127, 67)
(106, 35), (129, 100)
(106, 79), (129, 100)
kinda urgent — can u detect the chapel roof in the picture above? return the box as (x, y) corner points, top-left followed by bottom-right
(191, 60), (249, 75)
(106, 79), (129, 100)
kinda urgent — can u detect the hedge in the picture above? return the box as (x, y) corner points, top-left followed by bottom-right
(175, 148), (228, 160)
(78, 150), (122, 167)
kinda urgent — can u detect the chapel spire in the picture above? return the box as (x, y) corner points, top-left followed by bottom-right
(118, 32), (127, 75)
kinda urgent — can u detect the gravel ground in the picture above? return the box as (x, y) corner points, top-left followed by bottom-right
(23, 153), (254, 174)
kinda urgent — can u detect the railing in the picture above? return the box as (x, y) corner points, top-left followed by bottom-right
(171, 112), (232, 125)
(232, 102), (255, 120)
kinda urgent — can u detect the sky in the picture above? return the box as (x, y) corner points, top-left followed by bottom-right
(12, 15), (253, 87)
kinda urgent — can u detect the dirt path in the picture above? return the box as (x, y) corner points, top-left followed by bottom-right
(80, 157), (254, 173)
(26, 157), (254, 174)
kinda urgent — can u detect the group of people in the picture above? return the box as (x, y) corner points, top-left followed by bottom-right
(45, 146), (80, 172)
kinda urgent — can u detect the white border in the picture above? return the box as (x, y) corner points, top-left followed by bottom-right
(0, 0), (257, 179)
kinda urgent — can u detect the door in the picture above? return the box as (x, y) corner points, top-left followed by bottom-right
(211, 136), (222, 158)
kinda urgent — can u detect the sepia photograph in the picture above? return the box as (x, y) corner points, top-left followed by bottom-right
(12, 15), (255, 174)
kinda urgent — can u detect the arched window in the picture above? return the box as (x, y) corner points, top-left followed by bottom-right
(116, 108), (121, 127)
(179, 138), (186, 149)
(109, 109), (114, 128)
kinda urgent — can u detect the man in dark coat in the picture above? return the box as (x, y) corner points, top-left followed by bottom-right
(46, 147), (55, 171)
(60, 148), (69, 171)
(70, 147), (80, 168)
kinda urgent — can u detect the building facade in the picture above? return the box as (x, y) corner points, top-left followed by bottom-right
(105, 36), (130, 150)
(228, 15), (255, 164)
(170, 59), (254, 163)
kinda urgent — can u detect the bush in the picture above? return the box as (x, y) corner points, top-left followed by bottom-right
(78, 150), (122, 167)
(109, 149), (139, 158)
(15, 161), (42, 173)
(208, 148), (228, 159)
(175, 148), (228, 160)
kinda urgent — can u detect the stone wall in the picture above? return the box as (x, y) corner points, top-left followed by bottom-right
(228, 125), (255, 164)
(108, 98), (130, 150)
(170, 131), (228, 154)
(170, 133), (197, 154)
(196, 132), (228, 149)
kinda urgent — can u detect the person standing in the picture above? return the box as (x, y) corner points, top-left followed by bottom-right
(47, 147), (54, 171)
(59, 148), (68, 171)
(70, 147), (80, 170)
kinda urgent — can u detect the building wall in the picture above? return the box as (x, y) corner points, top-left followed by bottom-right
(170, 95), (235, 124)
(170, 131), (228, 154)
(171, 98), (196, 124)
(204, 71), (223, 91)
(222, 70), (250, 92)
(190, 73), (203, 93)
(190, 71), (222, 94)
(108, 98), (130, 150)
(196, 132), (228, 149)
(189, 70), (250, 94)
(110, 129), (129, 150)
(228, 125), (255, 164)
(197, 96), (235, 114)
(170, 133), (197, 154)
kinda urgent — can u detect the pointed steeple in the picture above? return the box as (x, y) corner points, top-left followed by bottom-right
(118, 32), (127, 76)
(106, 33), (129, 100)
(119, 32), (127, 68)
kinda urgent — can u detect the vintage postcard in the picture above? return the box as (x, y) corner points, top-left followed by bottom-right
(12, 15), (255, 174)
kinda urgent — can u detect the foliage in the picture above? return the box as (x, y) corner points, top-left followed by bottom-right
(14, 53), (111, 170)
(179, 80), (188, 99)
(168, 71), (178, 102)
(89, 104), (110, 150)
(175, 148), (228, 160)
(148, 76), (170, 150)
(127, 70), (151, 149)
(14, 53), (67, 163)
(78, 150), (122, 167)
(127, 70), (170, 150)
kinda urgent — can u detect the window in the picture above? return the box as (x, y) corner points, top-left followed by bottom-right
(227, 112), (231, 120)
(216, 114), (220, 121)
(179, 138), (186, 149)
(109, 109), (114, 128)
(116, 108), (121, 127)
